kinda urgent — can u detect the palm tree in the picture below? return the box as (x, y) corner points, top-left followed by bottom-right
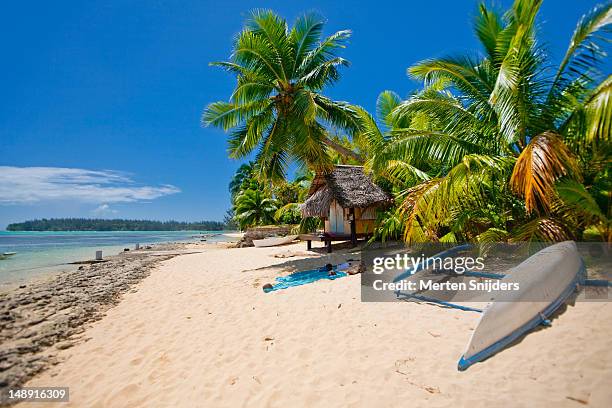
(203, 10), (363, 182)
(234, 189), (278, 229)
(368, 0), (610, 242)
(229, 161), (257, 199)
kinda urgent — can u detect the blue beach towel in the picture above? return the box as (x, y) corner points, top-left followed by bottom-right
(263, 263), (349, 293)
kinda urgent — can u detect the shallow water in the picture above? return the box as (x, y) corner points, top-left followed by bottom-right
(0, 230), (231, 287)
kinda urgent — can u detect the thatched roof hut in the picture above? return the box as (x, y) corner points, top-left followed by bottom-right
(301, 165), (392, 218)
(300, 166), (392, 240)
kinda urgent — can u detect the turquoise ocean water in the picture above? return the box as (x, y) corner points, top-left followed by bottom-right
(0, 231), (231, 288)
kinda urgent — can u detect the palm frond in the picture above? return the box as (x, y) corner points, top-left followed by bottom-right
(562, 75), (612, 147)
(299, 57), (349, 89)
(477, 227), (510, 244)
(383, 129), (483, 168)
(550, 3), (612, 98)
(408, 56), (494, 107)
(290, 12), (325, 74)
(489, 21), (543, 145)
(510, 131), (580, 213)
(297, 29), (352, 82)
(392, 91), (491, 144)
(401, 179), (440, 243)
(376, 91), (402, 128)
(313, 94), (362, 133)
(291, 123), (334, 171)
(555, 178), (605, 220)
(378, 160), (430, 188)
(511, 217), (572, 242)
(233, 30), (286, 82)
(245, 9), (292, 81)
(231, 77), (275, 104)
(254, 119), (290, 182)
(474, 3), (504, 64)
(202, 99), (270, 130)
(227, 105), (275, 158)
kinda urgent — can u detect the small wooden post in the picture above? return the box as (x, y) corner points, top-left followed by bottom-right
(307, 240), (312, 250)
(326, 239), (332, 253)
(349, 208), (357, 246)
(95, 250), (103, 260)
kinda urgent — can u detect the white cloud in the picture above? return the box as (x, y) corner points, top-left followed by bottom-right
(0, 166), (180, 204)
(92, 203), (118, 216)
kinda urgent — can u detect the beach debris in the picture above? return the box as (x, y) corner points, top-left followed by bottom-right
(264, 337), (274, 341)
(262, 283), (273, 292)
(566, 396), (588, 405)
(338, 303), (342, 309)
(346, 260), (365, 275)
(427, 331), (441, 338)
(252, 376), (261, 385)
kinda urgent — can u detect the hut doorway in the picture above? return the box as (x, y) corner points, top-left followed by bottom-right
(329, 200), (345, 234)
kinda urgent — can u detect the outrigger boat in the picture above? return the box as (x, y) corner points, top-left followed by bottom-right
(458, 241), (585, 370)
(0, 252), (17, 260)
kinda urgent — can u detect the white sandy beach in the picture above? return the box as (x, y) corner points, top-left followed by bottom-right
(20, 243), (612, 408)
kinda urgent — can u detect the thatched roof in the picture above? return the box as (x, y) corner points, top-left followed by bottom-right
(300, 165), (392, 217)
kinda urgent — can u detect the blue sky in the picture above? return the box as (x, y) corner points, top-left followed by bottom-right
(0, 0), (605, 228)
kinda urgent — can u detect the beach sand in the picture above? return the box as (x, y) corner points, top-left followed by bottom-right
(18, 243), (612, 408)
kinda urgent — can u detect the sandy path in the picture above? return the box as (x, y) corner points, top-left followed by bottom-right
(20, 244), (612, 407)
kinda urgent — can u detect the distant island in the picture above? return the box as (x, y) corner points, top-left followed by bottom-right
(7, 218), (227, 232)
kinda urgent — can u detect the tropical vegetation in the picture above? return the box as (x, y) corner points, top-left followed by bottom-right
(208, 1), (611, 243)
(7, 219), (226, 232)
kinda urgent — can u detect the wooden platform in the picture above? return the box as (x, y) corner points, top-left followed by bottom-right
(298, 233), (368, 253)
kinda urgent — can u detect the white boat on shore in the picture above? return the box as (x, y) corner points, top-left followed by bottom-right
(458, 241), (584, 370)
(253, 235), (298, 248)
(0, 252), (17, 260)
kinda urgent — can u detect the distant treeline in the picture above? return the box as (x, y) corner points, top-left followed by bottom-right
(7, 218), (227, 232)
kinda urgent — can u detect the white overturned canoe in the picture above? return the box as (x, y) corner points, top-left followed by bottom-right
(458, 241), (584, 370)
(253, 235), (298, 248)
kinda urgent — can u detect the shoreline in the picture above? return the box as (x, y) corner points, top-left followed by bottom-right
(0, 241), (226, 403)
(0, 231), (242, 292)
(0, 243), (188, 294)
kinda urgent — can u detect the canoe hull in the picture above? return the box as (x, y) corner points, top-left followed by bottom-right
(253, 235), (298, 248)
(458, 241), (584, 370)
